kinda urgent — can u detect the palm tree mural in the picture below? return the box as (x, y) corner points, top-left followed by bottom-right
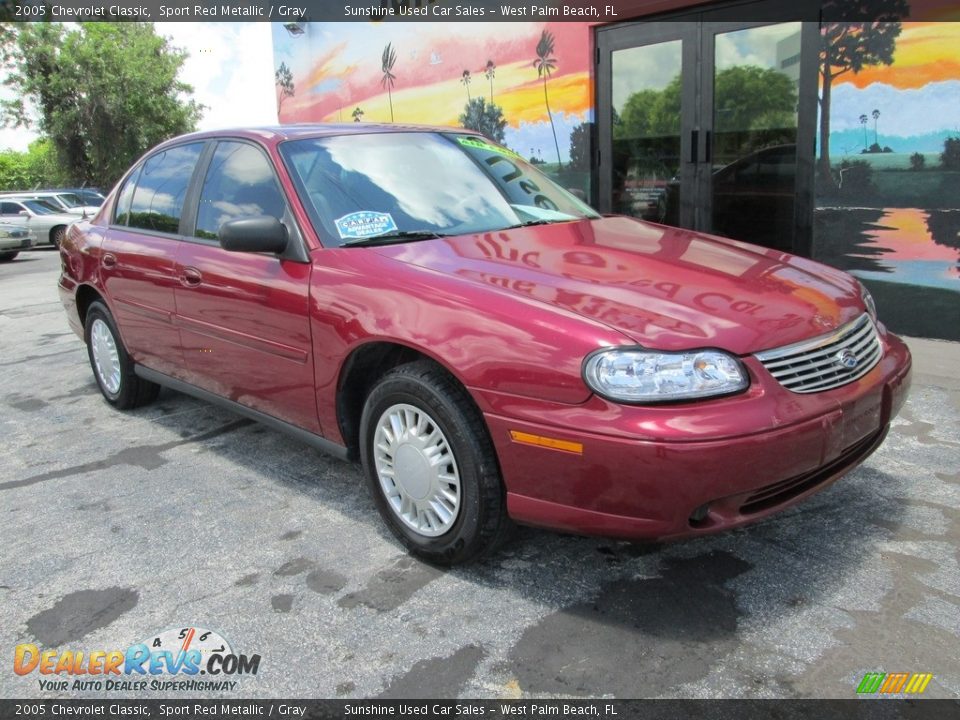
(381, 42), (398, 122)
(484, 60), (496, 103)
(352, 106), (364, 123)
(872, 108), (880, 146)
(275, 62), (294, 113)
(461, 69), (472, 102)
(860, 113), (869, 150)
(533, 30), (563, 170)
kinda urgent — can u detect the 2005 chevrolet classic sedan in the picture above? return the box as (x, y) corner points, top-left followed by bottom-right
(58, 125), (912, 565)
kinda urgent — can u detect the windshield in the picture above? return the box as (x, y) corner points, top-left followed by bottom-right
(56, 192), (84, 207)
(22, 200), (59, 215)
(76, 190), (104, 205)
(280, 132), (598, 247)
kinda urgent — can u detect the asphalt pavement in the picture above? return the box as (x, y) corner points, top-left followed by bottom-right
(1, 248), (958, 699)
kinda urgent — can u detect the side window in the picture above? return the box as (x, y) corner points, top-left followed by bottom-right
(1, 202), (20, 215)
(195, 141), (287, 240)
(113, 166), (142, 226)
(126, 143), (204, 234)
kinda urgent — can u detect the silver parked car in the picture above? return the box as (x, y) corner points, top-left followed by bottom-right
(0, 198), (76, 247)
(0, 221), (34, 262)
(7, 191), (100, 216)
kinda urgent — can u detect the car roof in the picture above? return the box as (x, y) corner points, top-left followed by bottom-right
(156, 123), (482, 148)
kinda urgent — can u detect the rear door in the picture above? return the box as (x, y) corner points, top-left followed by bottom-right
(173, 139), (318, 433)
(1, 201), (31, 232)
(101, 142), (206, 379)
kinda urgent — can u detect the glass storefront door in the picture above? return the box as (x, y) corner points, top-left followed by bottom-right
(598, 20), (806, 253)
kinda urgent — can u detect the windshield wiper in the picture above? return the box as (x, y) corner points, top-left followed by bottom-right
(501, 219), (563, 230)
(341, 230), (447, 248)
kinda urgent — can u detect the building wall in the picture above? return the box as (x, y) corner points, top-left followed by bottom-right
(813, 21), (960, 340)
(272, 14), (960, 340)
(272, 21), (595, 195)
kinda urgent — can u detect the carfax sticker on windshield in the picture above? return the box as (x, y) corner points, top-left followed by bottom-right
(456, 136), (523, 160)
(335, 211), (398, 239)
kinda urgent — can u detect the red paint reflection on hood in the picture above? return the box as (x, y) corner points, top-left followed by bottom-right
(375, 216), (864, 355)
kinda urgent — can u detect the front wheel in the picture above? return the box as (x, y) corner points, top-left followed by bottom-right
(51, 226), (66, 248)
(85, 301), (159, 409)
(0, 251), (18, 262)
(359, 361), (510, 565)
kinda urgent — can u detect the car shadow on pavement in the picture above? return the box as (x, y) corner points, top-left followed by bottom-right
(111, 386), (919, 697)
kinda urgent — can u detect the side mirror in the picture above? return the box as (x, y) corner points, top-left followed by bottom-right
(19, 210), (29, 216)
(218, 216), (288, 254)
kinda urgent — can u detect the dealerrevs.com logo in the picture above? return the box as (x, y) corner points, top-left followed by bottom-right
(14, 626), (261, 692)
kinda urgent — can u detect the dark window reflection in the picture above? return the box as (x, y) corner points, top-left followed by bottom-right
(195, 142), (288, 240)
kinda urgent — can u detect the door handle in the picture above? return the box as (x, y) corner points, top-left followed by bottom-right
(101, 253), (117, 269)
(689, 130), (699, 163)
(180, 267), (202, 287)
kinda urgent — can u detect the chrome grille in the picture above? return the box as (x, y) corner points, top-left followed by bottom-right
(755, 314), (882, 393)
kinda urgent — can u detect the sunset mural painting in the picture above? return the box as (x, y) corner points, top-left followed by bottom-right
(271, 14), (959, 340)
(815, 20), (960, 340)
(270, 22), (594, 195)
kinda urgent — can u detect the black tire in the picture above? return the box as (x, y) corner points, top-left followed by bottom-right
(359, 360), (511, 565)
(0, 251), (18, 262)
(51, 226), (66, 248)
(84, 301), (160, 410)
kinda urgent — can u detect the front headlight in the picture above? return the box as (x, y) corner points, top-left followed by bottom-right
(583, 348), (749, 403)
(859, 282), (877, 320)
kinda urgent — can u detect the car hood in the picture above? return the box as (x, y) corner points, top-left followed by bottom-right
(373, 216), (864, 355)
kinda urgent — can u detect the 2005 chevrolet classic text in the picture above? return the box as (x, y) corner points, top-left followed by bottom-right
(58, 125), (912, 565)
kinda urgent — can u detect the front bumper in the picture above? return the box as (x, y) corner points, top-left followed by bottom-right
(0, 235), (33, 251)
(480, 330), (912, 541)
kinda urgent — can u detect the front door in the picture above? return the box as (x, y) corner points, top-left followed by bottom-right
(173, 139), (319, 434)
(598, 19), (806, 253)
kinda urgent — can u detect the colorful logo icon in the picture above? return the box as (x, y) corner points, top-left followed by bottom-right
(856, 672), (933, 694)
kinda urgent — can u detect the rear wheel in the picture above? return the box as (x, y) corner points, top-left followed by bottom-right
(359, 361), (510, 565)
(0, 251), (18, 262)
(85, 301), (159, 409)
(51, 226), (66, 248)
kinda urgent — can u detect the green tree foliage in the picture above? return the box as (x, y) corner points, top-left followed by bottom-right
(941, 137), (960, 170)
(837, 159), (874, 196)
(484, 60), (496, 103)
(1, 23), (203, 189)
(909, 152), (925, 170)
(818, 3), (908, 185)
(533, 30), (562, 170)
(616, 82), (681, 140)
(616, 67), (795, 140)
(380, 43), (397, 122)
(0, 138), (65, 190)
(458, 98), (506, 144)
(275, 62), (295, 113)
(568, 122), (592, 172)
(715, 66), (796, 134)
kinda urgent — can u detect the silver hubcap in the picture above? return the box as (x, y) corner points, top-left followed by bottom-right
(373, 403), (461, 537)
(91, 318), (121, 395)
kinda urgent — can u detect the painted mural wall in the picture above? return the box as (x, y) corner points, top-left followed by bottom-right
(814, 21), (960, 340)
(272, 15), (959, 340)
(271, 21), (594, 195)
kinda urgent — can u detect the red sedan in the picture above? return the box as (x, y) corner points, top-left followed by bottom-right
(58, 126), (911, 565)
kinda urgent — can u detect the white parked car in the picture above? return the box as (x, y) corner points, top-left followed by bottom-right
(8, 191), (99, 216)
(0, 198), (76, 247)
(0, 221), (34, 262)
